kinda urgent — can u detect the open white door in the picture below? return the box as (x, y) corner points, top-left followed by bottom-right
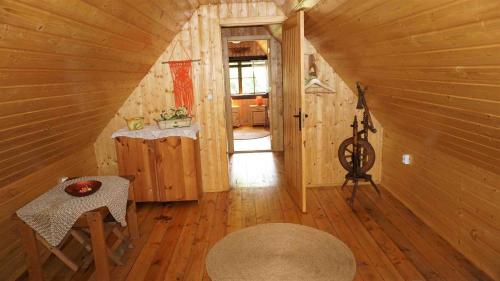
(282, 10), (307, 212)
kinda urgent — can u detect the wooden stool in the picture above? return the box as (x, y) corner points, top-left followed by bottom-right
(16, 175), (139, 281)
(71, 200), (138, 268)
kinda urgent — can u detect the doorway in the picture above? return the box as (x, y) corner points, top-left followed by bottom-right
(222, 27), (283, 154)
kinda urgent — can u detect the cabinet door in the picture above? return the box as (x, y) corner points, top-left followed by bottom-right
(252, 110), (266, 125)
(115, 137), (158, 201)
(155, 137), (199, 201)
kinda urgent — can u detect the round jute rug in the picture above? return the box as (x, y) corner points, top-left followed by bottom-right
(206, 223), (356, 281)
(233, 127), (270, 140)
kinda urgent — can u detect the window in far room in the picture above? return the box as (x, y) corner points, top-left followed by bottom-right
(228, 39), (269, 96)
(229, 60), (269, 95)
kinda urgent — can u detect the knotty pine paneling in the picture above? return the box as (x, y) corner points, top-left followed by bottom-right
(1, 0), (280, 189)
(0, 0), (203, 188)
(1, 1), (269, 280)
(305, 0), (500, 278)
(94, 2), (285, 192)
(94, 2), (381, 191)
(228, 40), (267, 57)
(303, 41), (383, 187)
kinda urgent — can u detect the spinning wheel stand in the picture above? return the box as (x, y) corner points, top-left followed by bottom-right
(341, 172), (380, 207)
(338, 82), (381, 208)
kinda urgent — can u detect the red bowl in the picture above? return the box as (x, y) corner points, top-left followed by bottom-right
(64, 180), (102, 197)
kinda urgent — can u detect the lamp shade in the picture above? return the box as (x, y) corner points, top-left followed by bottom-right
(256, 96), (264, 106)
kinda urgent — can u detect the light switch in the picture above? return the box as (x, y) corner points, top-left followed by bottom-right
(402, 154), (412, 165)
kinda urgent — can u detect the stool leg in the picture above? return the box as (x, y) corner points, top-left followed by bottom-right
(17, 218), (43, 281)
(126, 201), (139, 240)
(86, 211), (110, 281)
(35, 235), (78, 271)
(70, 230), (92, 252)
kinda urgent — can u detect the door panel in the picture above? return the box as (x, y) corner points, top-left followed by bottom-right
(282, 11), (307, 212)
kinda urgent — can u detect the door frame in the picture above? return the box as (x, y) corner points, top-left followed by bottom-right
(222, 34), (277, 153)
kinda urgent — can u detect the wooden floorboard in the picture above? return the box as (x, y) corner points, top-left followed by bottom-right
(17, 152), (493, 281)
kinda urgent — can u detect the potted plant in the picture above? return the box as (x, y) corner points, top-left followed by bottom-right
(155, 106), (192, 129)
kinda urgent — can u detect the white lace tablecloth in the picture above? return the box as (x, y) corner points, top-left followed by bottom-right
(16, 176), (130, 247)
(111, 123), (200, 140)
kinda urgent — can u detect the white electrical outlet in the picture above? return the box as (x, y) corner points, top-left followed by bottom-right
(402, 154), (412, 165)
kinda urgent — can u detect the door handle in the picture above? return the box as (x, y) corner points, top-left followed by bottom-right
(293, 108), (307, 131)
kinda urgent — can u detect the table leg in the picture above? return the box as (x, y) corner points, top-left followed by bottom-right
(86, 211), (110, 281)
(16, 216), (44, 281)
(126, 201), (139, 239)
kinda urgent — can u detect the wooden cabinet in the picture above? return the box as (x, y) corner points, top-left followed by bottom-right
(250, 105), (267, 126)
(114, 136), (202, 202)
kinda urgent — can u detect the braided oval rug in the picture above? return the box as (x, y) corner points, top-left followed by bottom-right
(206, 223), (356, 281)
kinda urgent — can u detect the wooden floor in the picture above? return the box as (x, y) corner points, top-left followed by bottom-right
(19, 152), (493, 281)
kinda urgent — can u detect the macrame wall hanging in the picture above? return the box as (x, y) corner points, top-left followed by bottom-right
(162, 40), (200, 115)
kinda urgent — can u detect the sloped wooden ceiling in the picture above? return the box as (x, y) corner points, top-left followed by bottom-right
(305, 0), (500, 173)
(304, 0), (500, 279)
(0, 0), (278, 188)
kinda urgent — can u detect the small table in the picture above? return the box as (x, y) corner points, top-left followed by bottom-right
(15, 176), (139, 281)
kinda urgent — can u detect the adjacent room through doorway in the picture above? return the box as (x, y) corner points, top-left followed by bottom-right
(222, 26), (284, 153)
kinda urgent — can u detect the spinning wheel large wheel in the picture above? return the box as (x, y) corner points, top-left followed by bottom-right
(338, 137), (376, 174)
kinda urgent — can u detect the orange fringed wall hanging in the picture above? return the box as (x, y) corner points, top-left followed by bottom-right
(168, 60), (194, 115)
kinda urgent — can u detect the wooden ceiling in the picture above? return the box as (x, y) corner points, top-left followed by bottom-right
(2, 0), (497, 193)
(228, 40), (268, 57)
(0, 0), (282, 187)
(305, 0), (500, 174)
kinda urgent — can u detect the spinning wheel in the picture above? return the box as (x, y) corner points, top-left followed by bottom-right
(337, 82), (380, 208)
(338, 137), (376, 174)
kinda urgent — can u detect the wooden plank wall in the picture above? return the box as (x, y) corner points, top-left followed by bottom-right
(0, 147), (97, 281)
(228, 40), (267, 57)
(304, 0), (500, 279)
(0, 0), (201, 188)
(94, 2), (285, 192)
(0, 1), (197, 280)
(94, 1), (383, 190)
(303, 42), (383, 187)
